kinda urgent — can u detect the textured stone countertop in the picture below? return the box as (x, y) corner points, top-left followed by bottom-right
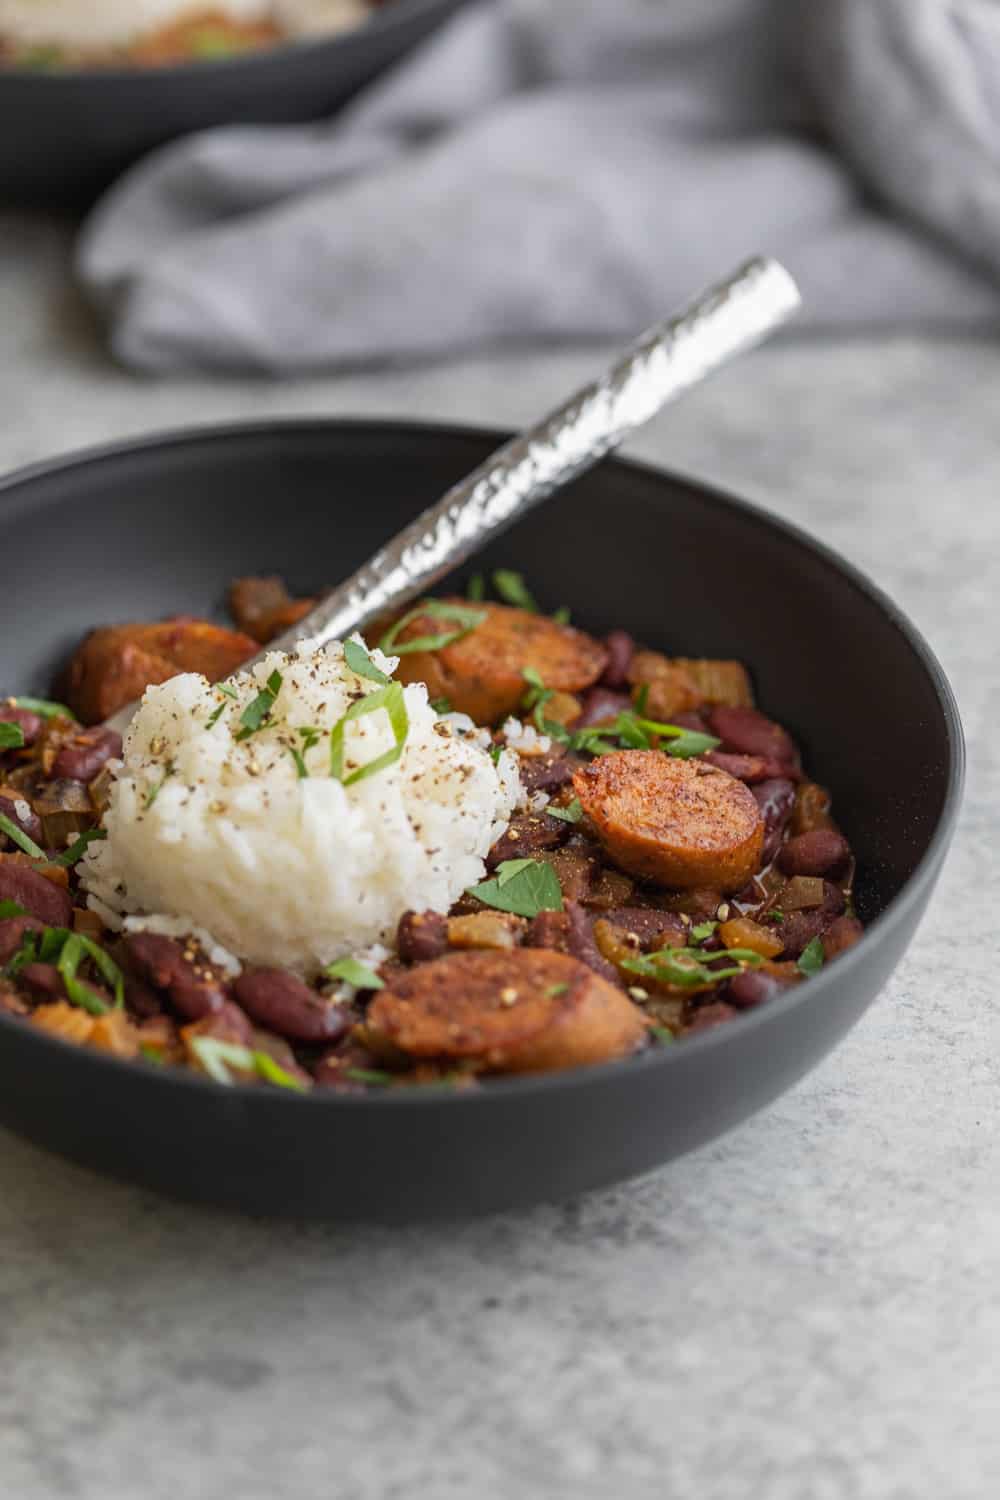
(0, 217), (996, 1500)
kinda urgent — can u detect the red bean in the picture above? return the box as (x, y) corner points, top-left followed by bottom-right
(708, 706), (797, 765)
(517, 749), (586, 796)
(822, 915), (864, 962)
(52, 728), (122, 784)
(0, 794), (44, 848)
(234, 968), (349, 1044)
(727, 971), (784, 1009)
(396, 910), (448, 963)
(0, 915), (43, 964)
(573, 687), (631, 729)
(704, 751), (800, 785)
(775, 884), (846, 958)
(752, 778), (796, 864)
(600, 631), (635, 689)
(486, 812), (569, 869)
(125, 932), (227, 1021)
(0, 864), (72, 928)
(778, 830), (850, 878)
(686, 1002), (738, 1034)
(0, 706), (43, 747)
(566, 900), (620, 984)
(124, 975), (163, 1019)
(18, 963), (66, 1001)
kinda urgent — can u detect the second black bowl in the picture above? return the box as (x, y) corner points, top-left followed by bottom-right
(0, 0), (467, 210)
(0, 420), (964, 1219)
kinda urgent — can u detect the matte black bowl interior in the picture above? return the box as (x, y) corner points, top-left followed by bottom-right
(0, 421), (963, 1220)
(0, 0), (466, 211)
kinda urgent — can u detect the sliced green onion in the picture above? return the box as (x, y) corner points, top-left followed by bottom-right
(0, 811), (45, 859)
(189, 1039), (312, 1090)
(650, 1026), (675, 1045)
(57, 934), (110, 1016)
(323, 957), (385, 990)
(253, 1052), (310, 1093)
(466, 574), (485, 602)
(689, 920), (718, 943)
(378, 600), (486, 657)
(344, 639), (390, 686)
(492, 570), (538, 612)
(9, 696), (76, 722)
(0, 722), (25, 750)
(622, 945), (763, 990)
(41, 828), (107, 869)
(343, 1067), (395, 1087)
(329, 682), (409, 787)
(551, 606), (571, 625)
(76, 935), (124, 1008)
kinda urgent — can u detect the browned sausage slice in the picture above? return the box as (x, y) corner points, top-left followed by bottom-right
(572, 749), (764, 893)
(386, 599), (608, 725)
(366, 948), (646, 1074)
(62, 619), (258, 723)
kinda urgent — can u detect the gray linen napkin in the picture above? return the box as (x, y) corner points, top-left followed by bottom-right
(78, 0), (1000, 373)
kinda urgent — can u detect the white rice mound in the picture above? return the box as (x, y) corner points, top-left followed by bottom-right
(81, 638), (520, 976)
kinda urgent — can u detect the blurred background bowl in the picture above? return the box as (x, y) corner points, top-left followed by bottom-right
(0, 0), (467, 212)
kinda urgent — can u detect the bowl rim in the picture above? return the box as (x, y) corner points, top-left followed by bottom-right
(0, 415), (966, 1110)
(0, 0), (462, 84)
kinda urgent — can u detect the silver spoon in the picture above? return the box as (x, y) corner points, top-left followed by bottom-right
(105, 256), (799, 737)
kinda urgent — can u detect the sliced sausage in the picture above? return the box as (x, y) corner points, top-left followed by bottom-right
(366, 948), (646, 1075)
(626, 651), (702, 720)
(386, 599), (607, 726)
(572, 750), (764, 893)
(63, 619), (257, 724)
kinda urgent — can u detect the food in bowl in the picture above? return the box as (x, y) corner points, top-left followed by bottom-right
(0, 572), (863, 1093)
(0, 0), (384, 67)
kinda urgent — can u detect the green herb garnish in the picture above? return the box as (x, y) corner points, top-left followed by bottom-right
(492, 570), (538, 612)
(343, 1067), (395, 1087)
(520, 667), (571, 740)
(797, 937), (825, 977)
(568, 710), (720, 760)
(489, 744), (503, 765)
(189, 1037), (308, 1091)
(0, 811), (45, 859)
(690, 920), (718, 943)
(650, 1026), (675, 1046)
(552, 606), (571, 625)
(0, 722), (25, 750)
(288, 725), (323, 779)
(344, 639), (390, 686)
(56, 934), (110, 1016)
(545, 982), (570, 998)
(623, 945), (763, 990)
(206, 682), (239, 729)
(323, 957), (385, 991)
(547, 798), (582, 825)
(43, 828), (107, 869)
(140, 1043), (166, 1065)
(429, 697), (452, 715)
(329, 681), (409, 786)
(8, 696), (76, 721)
(144, 765), (174, 810)
(466, 574), (485, 602)
(0, 900), (27, 919)
(378, 600), (486, 657)
(468, 858), (563, 919)
(235, 669), (283, 741)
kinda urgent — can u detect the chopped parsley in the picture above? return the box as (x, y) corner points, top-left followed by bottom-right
(492, 570), (538, 612)
(344, 639), (390, 686)
(0, 722), (25, 750)
(288, 726), (323, 780)
(468, 858), (563, 919)
(378, 600), (486, 657)
(797, 937), (825, 977)
(234, 669), (283, 741)
(323, 957), (385, 991)
(689, 920), (718, 943)
(547, 798), (582, 825)
(623, 944), (763, 990)
(329, 681), (409, 786)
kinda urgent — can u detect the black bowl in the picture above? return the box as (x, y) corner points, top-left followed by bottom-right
(0, 420), (963, 1220)
(0, 0), (467, 211)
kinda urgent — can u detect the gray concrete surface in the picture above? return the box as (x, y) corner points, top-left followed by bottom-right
(0, 214), (996, 1499)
